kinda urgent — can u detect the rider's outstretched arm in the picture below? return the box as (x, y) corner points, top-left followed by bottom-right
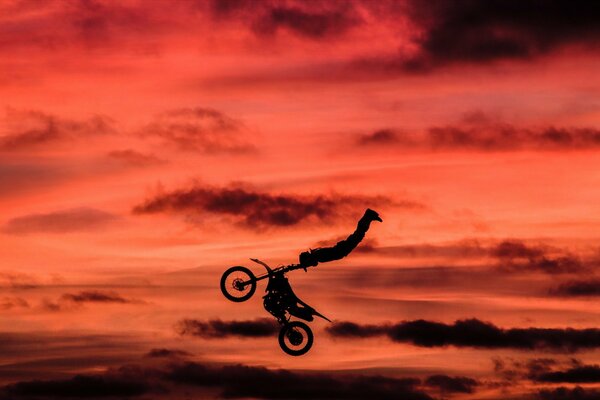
(298, 208), (382, 268)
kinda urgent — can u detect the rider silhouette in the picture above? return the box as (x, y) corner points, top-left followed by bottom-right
(264, 209), (382, 323)
(298, 208), (382, 268)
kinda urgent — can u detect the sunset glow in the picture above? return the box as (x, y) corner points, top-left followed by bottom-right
(1, 1), (600, 399)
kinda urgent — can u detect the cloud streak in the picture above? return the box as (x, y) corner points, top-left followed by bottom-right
(145, 348), (191, 358)
(141, 107), (254, 154)
(42, 290), (143, 311)
(531, 363), (600, 383)
(0, 296), (29, 310)
(177, 318), (278, 339)
(354, 238), (594, 275)
(356, 122), (600, 152)
(550, 280), (600, 297)
(424, 375), (479, 394)
(537, 386), (600, 400)
(327, 319), (600, 352)
(60, 291), (138, 304)
(0, 109), (114, 151)
(133, 183), (397, 228)
(2, 208), (118, 235)
(106, 149), (165, 167)
(492, 240), (589, 274)
(211, 0), (361, 39)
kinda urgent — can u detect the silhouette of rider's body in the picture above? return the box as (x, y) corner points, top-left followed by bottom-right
(263, 209), (382, 323)
(298, 208), (382, 268)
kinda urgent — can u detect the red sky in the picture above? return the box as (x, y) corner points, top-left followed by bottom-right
(1, 1), (600, 399)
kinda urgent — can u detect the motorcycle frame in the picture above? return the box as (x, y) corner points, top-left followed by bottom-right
(239, 258), (310, 286)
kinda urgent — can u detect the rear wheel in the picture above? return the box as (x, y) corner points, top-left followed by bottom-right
(220, 266), (256, 302)
(278, 321), (313, 356)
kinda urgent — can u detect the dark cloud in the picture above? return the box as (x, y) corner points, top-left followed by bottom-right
(145, 348), (190, 358)
(550, 280), (600, 297)
(0, 109), (114, 151)
(4, 371), (150, 398)
(133, 182), (396, 228)
(424, 374), (479, 394)
(177, 318), (278, 339)
(106, 149), (165, 167)
(166, 361), (431, 400)
(141, 107), (254, 154)
(326, 319), (600, 352)
(537, 386), (600, 400)
(403, 0), (600, 70)
(2, 208), (118, 235)
(354, 123), (600, 152)
(0, 296), (29, 310)
(212, 0), (361, 39)
(3, 359), (437, 400)
(530, 363), (600, 383)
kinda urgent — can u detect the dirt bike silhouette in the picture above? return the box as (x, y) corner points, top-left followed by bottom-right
(220, 209), (382, 356)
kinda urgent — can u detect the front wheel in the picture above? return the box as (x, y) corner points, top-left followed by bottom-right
(220, 266), (256, 302)
(278, 321), (314, 356)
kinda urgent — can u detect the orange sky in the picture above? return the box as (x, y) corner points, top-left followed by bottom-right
(1, 1), (600, 399)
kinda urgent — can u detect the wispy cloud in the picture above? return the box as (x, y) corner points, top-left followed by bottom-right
(2, 208), (118, 235)
(177, 318), (278, 339)
(356, 120), (600, 152)
(145, 348), (191, 359)
(106, 149), (165, 167)
(0, 109), (114, 151)
(141, 107), (254, 154)
(0, 296), (29, 310)
(0, 271), (39, 289)
(211, 0), (362, 39)
(42, 290), (144, 311)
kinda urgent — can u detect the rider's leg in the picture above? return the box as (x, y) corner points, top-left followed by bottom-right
(299, 209), (382, 267)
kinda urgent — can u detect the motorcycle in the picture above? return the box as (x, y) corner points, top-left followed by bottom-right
(220, 258), (330, 356)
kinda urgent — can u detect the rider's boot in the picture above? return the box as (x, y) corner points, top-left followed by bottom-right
(357, 208), (383, 232)
(365, 208), (383, 223)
